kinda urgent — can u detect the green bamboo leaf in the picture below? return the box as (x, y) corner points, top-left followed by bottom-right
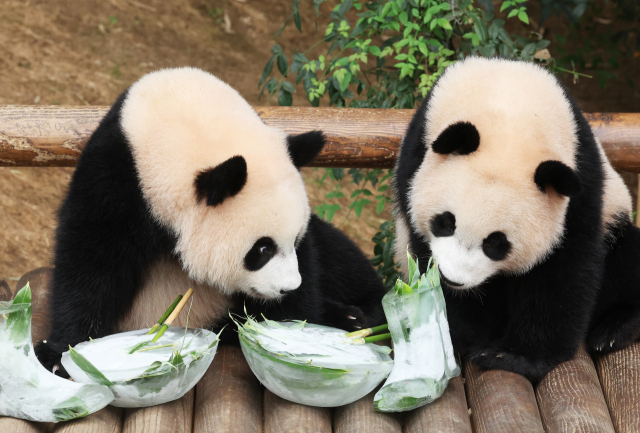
(69, 346), (114, 386)
(278, 88), (293, 106)
(277, 54), (289, 76)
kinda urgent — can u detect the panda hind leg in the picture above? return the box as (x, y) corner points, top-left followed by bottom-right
(588, 220), (640, 353)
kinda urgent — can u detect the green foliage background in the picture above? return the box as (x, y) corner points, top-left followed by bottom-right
(258, 0), (631, 287)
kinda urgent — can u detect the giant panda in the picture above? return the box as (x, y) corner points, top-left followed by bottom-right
(393, 57), (640, 381)
(36, 67), (387, 374)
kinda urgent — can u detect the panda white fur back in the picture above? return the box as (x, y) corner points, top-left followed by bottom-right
(36, 67), (387, 375)
(394, 57), (640, 381)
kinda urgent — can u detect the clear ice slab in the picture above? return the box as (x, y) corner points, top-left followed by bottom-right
(0, 284), (113, 423)
(373, 256), (460, 412)
(237, 317), (393, 407)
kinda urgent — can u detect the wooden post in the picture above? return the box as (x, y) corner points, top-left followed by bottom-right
(463, 361), (545, 433)
(535, 345), (615, 433)
(332, 388), (402, 433)
(123, 390), (193, 433)
(403, 375), (473, 433)
(52, 406), (123, 433)
(595, 341), (640, 433)
(263, 390), (331, 433)
(193, 346), (263, 433)
(1, 107), (640, 170)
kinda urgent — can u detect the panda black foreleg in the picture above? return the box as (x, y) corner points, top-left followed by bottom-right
(588, 219), (640, 353)
(466, 257), (600, 382)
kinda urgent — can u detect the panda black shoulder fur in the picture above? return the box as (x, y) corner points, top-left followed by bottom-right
(36, 67), (387, 374)
(394, 57), (640, 381)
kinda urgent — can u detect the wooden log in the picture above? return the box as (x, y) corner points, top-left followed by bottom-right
(52, 406), (123, 433)
(595, 341), (640, 433)
(123, 390), (193, 433)
(16, 267), (53, 346)
(0, 279), (11, 301)
(1, 106), (640, 171)
(535, 345), (615, 433)
(0, 418), (49, 433)
(263, 390), (332, 433)
(403, 375), (472, 433)
(463, 361), (544, 433)
(333, 388), (401, 433)
(193, 345), (262, 433)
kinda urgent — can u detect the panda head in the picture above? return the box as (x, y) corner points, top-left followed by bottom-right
(120, 67), (325, 300)
(407, 57), (583, 290)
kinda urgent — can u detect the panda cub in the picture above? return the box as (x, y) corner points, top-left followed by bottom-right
(36, 67), (387, 374)
(394, 57), (640, 381)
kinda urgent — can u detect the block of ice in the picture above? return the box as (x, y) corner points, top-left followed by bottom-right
(0, 284), (114, 422)
(61, 327), (219, 408)
(373, 255), (460, 412)
(237, 316), (393, 407)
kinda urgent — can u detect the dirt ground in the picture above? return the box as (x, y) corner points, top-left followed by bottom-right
(0, 0), (638, 288)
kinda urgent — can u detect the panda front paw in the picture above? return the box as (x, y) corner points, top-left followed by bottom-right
(468, 345), (554, 383)
(35, 340), (70, 378)
(325, 302), (367, 332)
(587, 312), (640, 354)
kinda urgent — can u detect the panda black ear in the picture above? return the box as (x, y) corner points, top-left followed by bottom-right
(534, 160), (582, 197)
(431, 121), (480, 155)
(194, 156), (247, 207)
(287, 130), (326, 168)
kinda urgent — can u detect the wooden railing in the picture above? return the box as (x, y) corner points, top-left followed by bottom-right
(2, 106), (640, 171)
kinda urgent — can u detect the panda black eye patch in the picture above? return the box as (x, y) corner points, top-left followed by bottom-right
(482, 231), (511, 261)
(430, 212), (456, 237)
(244, 237), (277, 271)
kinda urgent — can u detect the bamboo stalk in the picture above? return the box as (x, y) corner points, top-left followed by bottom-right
(146, 294), (183, 335)
(152, 288), (194, 342)
(345, 323), (389, 339)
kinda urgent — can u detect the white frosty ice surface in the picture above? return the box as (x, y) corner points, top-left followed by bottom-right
(238, 319), (393, 407)
(373, 276), (460, 412)
(61, 327), (218, 408)
(0, 285), (113, 423)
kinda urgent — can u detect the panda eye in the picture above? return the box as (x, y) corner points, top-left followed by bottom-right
(245, 237), (277, 271)
(482, 232), (511, 261)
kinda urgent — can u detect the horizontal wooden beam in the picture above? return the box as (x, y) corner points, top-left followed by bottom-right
(1, 106), (640, 171)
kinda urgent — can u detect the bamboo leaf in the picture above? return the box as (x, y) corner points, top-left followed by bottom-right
(69, 346), (114, 386)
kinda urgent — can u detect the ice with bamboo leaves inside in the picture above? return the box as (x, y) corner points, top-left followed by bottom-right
(60, 299), (219, 408)
(236, 314), (393, 407)
(0, 283), (113, 422)
(373, 252), (460, 412)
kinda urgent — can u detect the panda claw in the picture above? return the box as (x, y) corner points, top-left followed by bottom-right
(610, 339), (615, 347)
(347, 315), (357, 320)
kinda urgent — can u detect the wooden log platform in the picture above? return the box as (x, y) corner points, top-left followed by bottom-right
(4, 267), (639, 432)
(1, 106), (640, 171)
